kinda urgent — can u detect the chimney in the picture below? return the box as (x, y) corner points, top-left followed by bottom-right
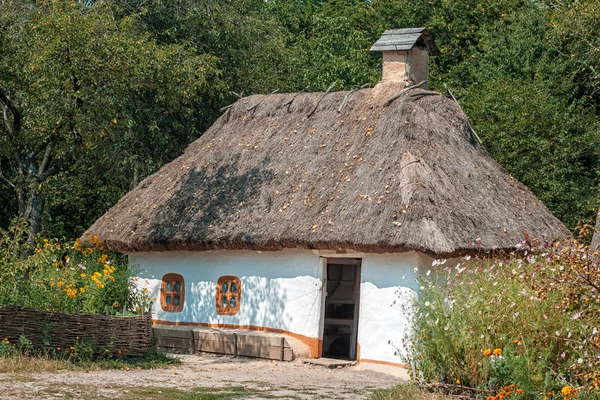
(370, 28), (439, 88)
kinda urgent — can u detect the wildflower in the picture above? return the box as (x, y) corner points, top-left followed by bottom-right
(455, 379), (460, 385)
(483, 349), (492, 356)
(561, 386), (573, 396)
(113, 302), (119, 308)
(57, 347), (61, 351)
(493, 348), (502, 356)
(516, 389), (523, 394)
(80, 273), (86, 278)
(513, 339), (519, 344)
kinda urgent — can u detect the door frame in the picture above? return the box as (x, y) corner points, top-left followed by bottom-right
(318, 257), (362, 360)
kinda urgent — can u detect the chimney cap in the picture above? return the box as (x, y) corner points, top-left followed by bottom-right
(370, 28), (440, 56)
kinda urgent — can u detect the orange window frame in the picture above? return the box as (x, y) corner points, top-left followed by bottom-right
(216, 276), (241, 315)
(161, 273), (185, 312)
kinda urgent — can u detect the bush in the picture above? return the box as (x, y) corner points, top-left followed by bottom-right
(404, 237), (600, 398)
(0, 218), (151, 314)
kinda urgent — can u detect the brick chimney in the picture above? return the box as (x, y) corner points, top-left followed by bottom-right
(370, 28), (439, 88)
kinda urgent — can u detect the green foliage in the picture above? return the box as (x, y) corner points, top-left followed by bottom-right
(0, 219), (148, 314)
(1, 0), (600, 239)
(405, 239), (600, 396)
(0, 0), (224, 239)
(444, 5), (600, 229)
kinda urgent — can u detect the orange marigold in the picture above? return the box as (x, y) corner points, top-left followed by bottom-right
(493, 348), (502, 356)
(483, 349), (492, 356)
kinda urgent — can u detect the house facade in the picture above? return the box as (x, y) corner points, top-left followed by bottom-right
(84, 29), (569, 365)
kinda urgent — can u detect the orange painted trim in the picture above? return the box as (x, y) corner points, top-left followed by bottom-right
(153, 319), (321, 358)
(358, 359), (409, 369)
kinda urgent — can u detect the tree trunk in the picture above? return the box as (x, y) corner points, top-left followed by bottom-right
(23, 187), (44, 245)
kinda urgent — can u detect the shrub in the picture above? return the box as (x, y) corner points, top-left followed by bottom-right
(0, 218), (151, 314)
(404, 237), (600, 398)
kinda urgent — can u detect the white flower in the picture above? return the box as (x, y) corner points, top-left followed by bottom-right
(426, 270), (431, 276)
(413, 267), (418, 273)
(556, 331), (560, 337)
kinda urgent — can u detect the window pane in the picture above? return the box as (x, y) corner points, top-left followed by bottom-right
(174, 281), (182, 292)
(166, 281), (173, 292)
(220, 296), (228, 307)
(166, 295), (172, 305)
(230, 282), (237, 293)
(229, 297), (237, 308)
(174, 295), (180, 306)
(221, 282), (228, 293)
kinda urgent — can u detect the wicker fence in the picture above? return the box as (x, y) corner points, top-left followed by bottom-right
(0, 304), (152, 356)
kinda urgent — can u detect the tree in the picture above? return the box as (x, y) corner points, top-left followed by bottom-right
(0, 0), (223, 242)
(444, 5), (600, 229)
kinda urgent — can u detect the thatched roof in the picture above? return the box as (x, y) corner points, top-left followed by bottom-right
(84, 85), (570, 255)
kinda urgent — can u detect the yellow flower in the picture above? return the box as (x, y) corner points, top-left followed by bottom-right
(493, 348), (502, 356)
(455, 379), (461, 385)
(80, 273), (86, 278)
(97, 254), (108, 264)
(113, 302), (119, 308)
(483, 349), (492, 356)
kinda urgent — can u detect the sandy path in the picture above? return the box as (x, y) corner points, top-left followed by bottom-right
(0, 354), (407, 399)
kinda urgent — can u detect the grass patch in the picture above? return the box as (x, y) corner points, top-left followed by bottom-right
(369, 384), (454, 400)
(0, 349), (180, 373)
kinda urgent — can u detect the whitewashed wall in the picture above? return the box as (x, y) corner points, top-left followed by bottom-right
(131, 248), (436, 364)
(357, 252), (432, 364)
(131, 249), (324, 340)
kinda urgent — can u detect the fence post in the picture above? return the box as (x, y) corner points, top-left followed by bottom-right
(49, 300), (53, 312)
(76, 302), (80, 315)
(122, 304), (126, 316)
(105, 305), (109, 316)
(141, 303), (145, 316)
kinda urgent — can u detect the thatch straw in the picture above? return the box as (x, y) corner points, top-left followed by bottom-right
(83, 86), (570, 256)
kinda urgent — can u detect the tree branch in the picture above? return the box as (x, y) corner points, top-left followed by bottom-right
(0, 160), (16, 190)
(37, 124), (83, 183)
(0, 86), (21, 134)
(38, 145), (52, 176)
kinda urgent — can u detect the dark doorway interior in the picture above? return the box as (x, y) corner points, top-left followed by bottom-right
(322, 258), (360, 360)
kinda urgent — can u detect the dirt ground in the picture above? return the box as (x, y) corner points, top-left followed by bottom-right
(0, 354), (408, 399)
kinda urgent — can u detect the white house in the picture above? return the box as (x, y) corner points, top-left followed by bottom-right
(84, 29), (569, 366)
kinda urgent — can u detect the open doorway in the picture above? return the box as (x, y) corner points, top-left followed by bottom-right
(321, 258), (361, 360)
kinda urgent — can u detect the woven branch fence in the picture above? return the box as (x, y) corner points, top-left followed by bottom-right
(0, 304), (152, 356)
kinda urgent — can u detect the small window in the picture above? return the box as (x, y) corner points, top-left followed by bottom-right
(161, 273), (185, 312)
(216, 276), (241, 315)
